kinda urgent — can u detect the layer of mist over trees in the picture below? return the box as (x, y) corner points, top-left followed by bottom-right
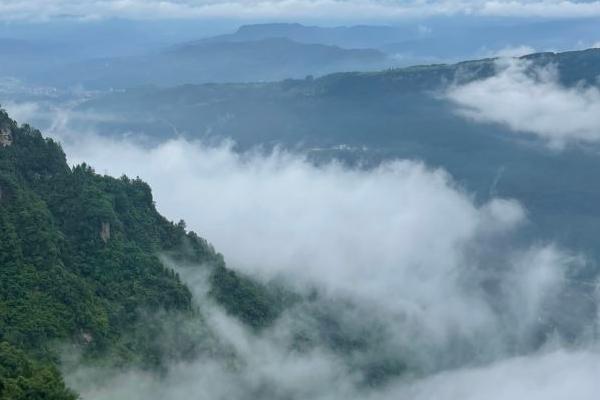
(0, 109), (285, 398)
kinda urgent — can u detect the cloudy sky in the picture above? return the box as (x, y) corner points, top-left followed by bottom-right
(1, 0), (600, 21)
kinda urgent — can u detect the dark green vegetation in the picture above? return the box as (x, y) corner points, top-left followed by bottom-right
(0, 109), (280, 398)
(209, 265), (287, 330)
(78, 48), (600, 259)
(0, 342), (76, 400)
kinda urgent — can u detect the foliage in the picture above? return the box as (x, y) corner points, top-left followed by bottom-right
(0, 342), (77, 400)
(0, 108), (281, 396)
(210, 265), (286, 330)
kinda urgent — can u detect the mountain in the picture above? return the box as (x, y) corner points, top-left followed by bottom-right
(79, 48), (600, 143)
(169, 36), (385, 64)
(2, 18), (600, 91)
(203, 20), (600, 54)
(39, 37), (388, 89)
(200, 23), (420, 49)
(200, 20), (600, 62)
(75, 48), (600, 257)
(6, 19), (600, 90)
(0, 109), (280, 398)
(162, 37), (387, 82)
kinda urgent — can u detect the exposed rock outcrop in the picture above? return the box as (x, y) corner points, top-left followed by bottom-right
(81, 331), (93, 344)
(100, 222), (110, 243)
(0, 126), (12, 147)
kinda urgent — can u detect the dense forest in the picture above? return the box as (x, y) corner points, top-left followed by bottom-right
(0, 108), (280, 398)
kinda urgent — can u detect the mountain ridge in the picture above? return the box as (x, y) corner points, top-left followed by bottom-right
(42, 36), (390, 89)
(73, 47), (600, 260)
(0, 108), (281, 399)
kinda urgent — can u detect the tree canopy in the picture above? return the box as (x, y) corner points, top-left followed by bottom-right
(0, 108), (280, 398)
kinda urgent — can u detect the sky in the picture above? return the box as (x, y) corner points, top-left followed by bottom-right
(2, 0), (600, 21)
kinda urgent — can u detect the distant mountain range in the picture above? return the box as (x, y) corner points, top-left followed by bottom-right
(197, 23), (420, 49)
(46, 37), (388, 89)
(193, 20), (600, 63)
(75, 48), (600, 257)
(195, 21), (600, 56)
(2, 19), (599, 89)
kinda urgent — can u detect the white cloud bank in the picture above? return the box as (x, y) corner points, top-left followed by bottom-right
(5, 103), (597, 399)
(446, 58), (600, 148)
(54, 127), (588, 356)
(67, 311), (600, 400)
(383, 348), (600, 400)
(3, 0), (600, 21)
(55, 133), (594, 399)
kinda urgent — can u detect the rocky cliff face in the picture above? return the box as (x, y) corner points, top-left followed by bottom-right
(0, 125), (12, 147)
(100, 221), (110, 242)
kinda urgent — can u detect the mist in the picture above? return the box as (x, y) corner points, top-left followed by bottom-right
(20, 108), (592, 399)
(446, 58), (600, 148)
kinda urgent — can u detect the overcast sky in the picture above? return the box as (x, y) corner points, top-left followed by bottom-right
(2, 0), (600, 21)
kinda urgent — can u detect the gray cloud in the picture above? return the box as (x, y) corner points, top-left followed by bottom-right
(446, 58), (600, 148)
(2, 0), (600, 21)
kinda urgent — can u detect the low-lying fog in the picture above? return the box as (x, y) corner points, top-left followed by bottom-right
(12, 106), (593, 399)
(5, 57), (600, 398)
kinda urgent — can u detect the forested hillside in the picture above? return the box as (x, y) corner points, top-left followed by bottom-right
(0, 109), (278, 398)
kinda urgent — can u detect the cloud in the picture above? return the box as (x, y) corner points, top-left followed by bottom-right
(67, 328), (600, 400)
(378, 348), (600, 400)
(3, 0), (600, 21)
(6, 103), (596, 398)
(65, 297), (362, 400)
(446, 58), (600, 148)
(0, 100), (41, 124)
(50, 121), (589, 353)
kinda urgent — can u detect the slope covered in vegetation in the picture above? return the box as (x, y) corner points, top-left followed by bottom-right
(0, 109), (279, 398)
